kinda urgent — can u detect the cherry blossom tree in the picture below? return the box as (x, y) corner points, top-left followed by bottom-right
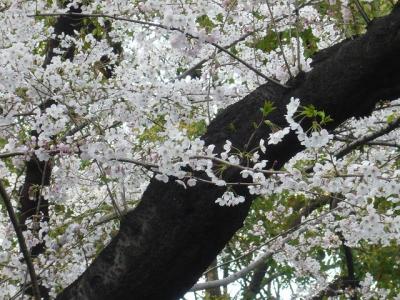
(1, 0), (400, 299)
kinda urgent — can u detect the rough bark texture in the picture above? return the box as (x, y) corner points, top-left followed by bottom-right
(57, 5), (400, 300)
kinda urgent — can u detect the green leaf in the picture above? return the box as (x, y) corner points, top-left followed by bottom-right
(300, 28), (320, 58)
(260, 100), (276, 118)
(387, 113), (396, 124)
(196, 15), (215, 33)
(252, 31), (279, 52)
(300, 104), (317, 118)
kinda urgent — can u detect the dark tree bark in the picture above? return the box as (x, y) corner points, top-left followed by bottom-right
(55, 5), (400, 300)
(242, 262), (270, 300)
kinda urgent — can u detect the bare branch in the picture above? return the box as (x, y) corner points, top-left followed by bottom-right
(335, 117), (400, 159)
(190, 227), (305, 292)
(265, 0), (293, 79)
(94, 206), (136, 226)
(0, 180), (41, 300)
(176, 30), (256, 80)
(0, 152), (26, 159)
(353, 0), (371, 24)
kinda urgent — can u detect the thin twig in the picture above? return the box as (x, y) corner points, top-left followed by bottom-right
(190, 155), (286, 175)
(176, 30), (256, 80)
(94, 205), (136, 226)
(334, 137), (400, 148)
(113, 158), (158, 170)
(294, 0), (302, 72)
(353, 0), (371, 24)
(0, 180), (41, 300)
(95, 161), (123, 218)
(265, 0), (293, 79)
(335, 117), (400, 159)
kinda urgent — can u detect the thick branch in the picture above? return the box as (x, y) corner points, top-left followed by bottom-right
(189, 246), (275, 291)
(242, 262), (277, 300)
